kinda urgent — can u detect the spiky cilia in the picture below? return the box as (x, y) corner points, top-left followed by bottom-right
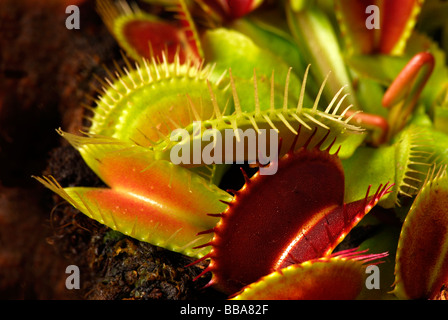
(191, 125), (393, 294)
(35, 50), (365, 262)
(393, 165), (448, 299)
(231, 248), (389, 300)
(34, 132), (232, 258)
(154, 65), (365, 166)
(86, 52), (230, 148)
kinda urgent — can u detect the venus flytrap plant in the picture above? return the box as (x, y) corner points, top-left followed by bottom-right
(99, 0), (266, 65)
(96, 0), (317, 111)
(228, 14), (312, 87)
(36, 0), (448, 300)
(154, 66), (365, 167)
(340, 49), (445, 209)
(337, 44), (448, 299)
(96, 0), (203, 63)
(231, 248), (389, 300)
(335, 0), (424, 56)
(35, 131), (232, 258)
(341, 52), (436, 147)
(37, 51), (389, 298)
(200, 28), (310, 108)
(38, 61), (366, 257)
(189, 127), (392, 295)
(393, 165), (448, 300)
(286, 0), (359, 109)
(343, 30), (448, 121)
(382, 52), (435, 140)
(334, 1), (447, 149)
(342, 109), (389, 146)
(85, 49), (235, 183)
(342, 121), (434, 208)
(86, 52), (230, 148)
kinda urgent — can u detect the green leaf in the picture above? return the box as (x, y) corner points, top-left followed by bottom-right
(342, 145), (396, 207)
(286, 3), (358, 108)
